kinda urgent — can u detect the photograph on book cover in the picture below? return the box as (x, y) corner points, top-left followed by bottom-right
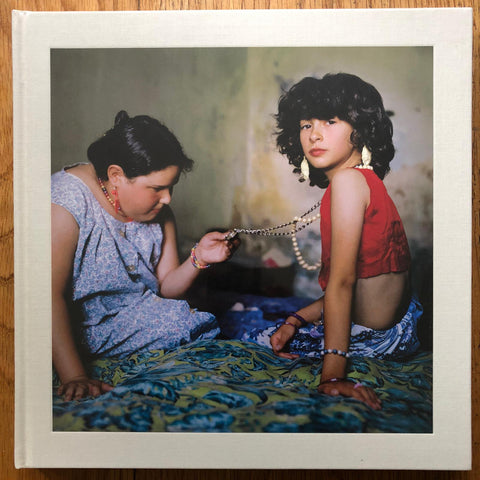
(13, 8), (472, 470)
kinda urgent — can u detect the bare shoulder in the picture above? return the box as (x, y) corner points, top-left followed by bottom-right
(331, 167), (367, 186)
(330, 168), (369, 203)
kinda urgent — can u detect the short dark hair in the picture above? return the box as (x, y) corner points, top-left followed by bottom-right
(275, 73), (395, 188)
(88, 110), (194, 180)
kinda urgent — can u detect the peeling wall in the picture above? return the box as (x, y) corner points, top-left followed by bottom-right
(51, 47), (432, 296)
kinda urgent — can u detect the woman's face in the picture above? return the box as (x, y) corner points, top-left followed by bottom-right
(299, 117), (360, 178)
(115, 165), (180, 222)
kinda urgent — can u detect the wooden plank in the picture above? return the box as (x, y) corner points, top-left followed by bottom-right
(1, 0), (477, 478)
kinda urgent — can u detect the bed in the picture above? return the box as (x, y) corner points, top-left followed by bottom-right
(53, 292), (432, 433)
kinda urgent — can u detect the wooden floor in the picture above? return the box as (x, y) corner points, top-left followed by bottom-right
(1, 0), (478, 478)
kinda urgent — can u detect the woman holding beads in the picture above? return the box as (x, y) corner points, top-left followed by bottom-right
(245, 73), (422, 409)
(52, 111), (239, 401)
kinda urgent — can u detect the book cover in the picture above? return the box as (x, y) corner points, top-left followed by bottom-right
(13, 8), (472, 469)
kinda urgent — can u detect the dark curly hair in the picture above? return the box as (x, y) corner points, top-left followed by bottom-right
(275, 73), (395, 188)
(88, 110), (194, 180)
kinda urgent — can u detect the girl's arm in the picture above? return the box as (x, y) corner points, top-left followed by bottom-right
(270, 298), (324, 359)
(318, 169), (381, 409)
(156, 206), (236, 299)
(52, 204), (113, 401)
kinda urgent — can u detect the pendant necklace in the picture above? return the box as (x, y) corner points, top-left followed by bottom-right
(225, 201), (322, 271)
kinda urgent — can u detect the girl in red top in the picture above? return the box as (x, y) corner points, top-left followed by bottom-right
(251, 74), (423, 409)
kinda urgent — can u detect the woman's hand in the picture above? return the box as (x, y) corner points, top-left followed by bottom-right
(195, 231), (240, 265)
(270, 324), (299, 360)
(57, 375), (114, 401)
(317, 380), (382, 410)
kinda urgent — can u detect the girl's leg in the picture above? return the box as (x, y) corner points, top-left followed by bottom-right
(243, 296), (422, 360)
(243, 323), (325, 358)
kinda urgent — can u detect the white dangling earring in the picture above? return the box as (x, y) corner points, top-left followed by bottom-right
(356, 146), (373, 170)
(300, 157), (310, 182)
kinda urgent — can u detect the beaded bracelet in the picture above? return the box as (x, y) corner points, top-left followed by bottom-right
(280, 320), (300, 331)
(190, 243), (211, 269)
(287, 312), (308, 328)
(321, 348), (351, 358)
(279, 311), (307, 331)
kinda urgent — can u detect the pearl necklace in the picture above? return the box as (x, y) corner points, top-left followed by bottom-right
(226, 201), (322, 271)
(291, 218), (322, 271)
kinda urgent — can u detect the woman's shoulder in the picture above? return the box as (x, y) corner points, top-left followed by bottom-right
(52, 165), (83, 189)
(51, 164), (95, 223)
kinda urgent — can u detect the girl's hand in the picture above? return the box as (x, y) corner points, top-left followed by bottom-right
(317, 380), (382, 410)
(57, 375), (114, 401)
(270, 325), (299, 360)
(195, 231), (240, 265)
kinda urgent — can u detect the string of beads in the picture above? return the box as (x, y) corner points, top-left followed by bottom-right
(291, 214), (322, 271)
(227, 201), (322, 271)
(98, 178), (119, 210)
(228, 200), (320, 237)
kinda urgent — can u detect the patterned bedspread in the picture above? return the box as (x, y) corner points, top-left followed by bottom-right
(53, 339), (432, 433)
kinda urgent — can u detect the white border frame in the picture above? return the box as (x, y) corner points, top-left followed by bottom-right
(13, 8), (472, 469)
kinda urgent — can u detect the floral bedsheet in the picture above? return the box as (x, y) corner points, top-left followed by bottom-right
(53, 338), (432, 433)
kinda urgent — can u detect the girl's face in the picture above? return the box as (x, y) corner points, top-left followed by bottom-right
(299, 117), (361, 179)
(113, 165), (180, 222)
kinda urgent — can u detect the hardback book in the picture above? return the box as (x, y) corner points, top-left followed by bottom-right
(13, 8), (472, 470)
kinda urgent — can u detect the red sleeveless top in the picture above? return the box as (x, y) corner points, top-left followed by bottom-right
(318, 169), (410, 291)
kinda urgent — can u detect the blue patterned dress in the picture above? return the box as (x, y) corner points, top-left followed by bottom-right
(51, 168), (219, 359)
(243, 297), (422, 360)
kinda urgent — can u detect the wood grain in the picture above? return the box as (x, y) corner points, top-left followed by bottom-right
(1, 0), (478, 478)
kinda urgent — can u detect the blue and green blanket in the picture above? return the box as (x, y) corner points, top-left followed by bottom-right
(53, 338), (432, 433)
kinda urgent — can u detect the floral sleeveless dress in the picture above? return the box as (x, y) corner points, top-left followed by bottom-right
(51, 167), (219, 359)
